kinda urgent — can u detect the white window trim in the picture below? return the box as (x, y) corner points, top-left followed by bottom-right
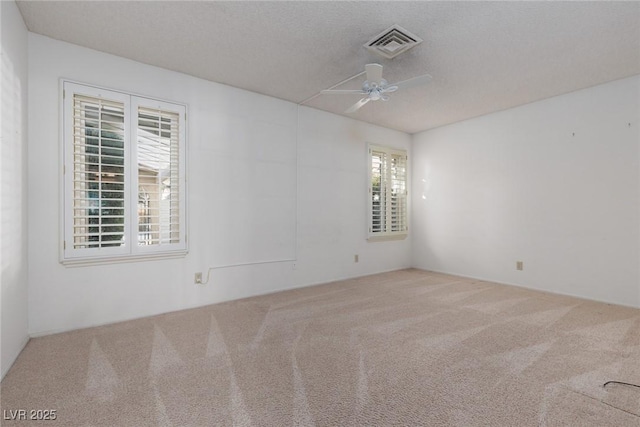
(367, 144), (409, 242)
(60, 80), (188, 266)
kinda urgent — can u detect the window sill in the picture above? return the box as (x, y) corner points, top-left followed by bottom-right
(61, 250), (188, 267)
(367, 233), (408, 242)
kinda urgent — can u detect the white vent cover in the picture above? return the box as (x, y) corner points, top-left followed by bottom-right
(365, 25), (423, 59)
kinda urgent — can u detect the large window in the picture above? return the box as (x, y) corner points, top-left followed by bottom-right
(368, 145), (408, 239)
(62, 82), (186, 263)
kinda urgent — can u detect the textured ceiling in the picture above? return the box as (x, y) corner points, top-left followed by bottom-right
(16, 1), (640, 134)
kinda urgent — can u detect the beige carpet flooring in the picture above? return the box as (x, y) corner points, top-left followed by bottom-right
(1, 269), (640, 426)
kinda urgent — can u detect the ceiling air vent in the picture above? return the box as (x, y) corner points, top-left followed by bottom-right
(365, 25), (423, 59)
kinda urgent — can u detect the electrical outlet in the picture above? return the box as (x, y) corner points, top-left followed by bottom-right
(516, 261), (523, 271)
(354, 254), (359, 263)
(195, 272), (203, 284)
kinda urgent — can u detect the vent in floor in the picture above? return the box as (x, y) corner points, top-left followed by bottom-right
(365, 25), (423, 59)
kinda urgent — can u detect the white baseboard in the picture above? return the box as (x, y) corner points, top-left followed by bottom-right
(412, 267), (640, 310)
(29, 266), (412, 338)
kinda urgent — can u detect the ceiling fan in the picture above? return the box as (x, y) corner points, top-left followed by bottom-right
(320, 64), (432, 113)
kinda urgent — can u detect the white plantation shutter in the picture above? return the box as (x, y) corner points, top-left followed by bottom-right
(390, 153), (407, 232)
(368, 145), (408, 238)
(133, 99), (185, 253)
(63, 82), (187, 263)
(370, 149), (387, 233)
(64, 84), (131, 259)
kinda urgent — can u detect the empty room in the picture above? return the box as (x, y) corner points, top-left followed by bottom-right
(2, 1), (640, 425)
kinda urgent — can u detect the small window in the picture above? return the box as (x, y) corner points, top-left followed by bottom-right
(368, 145), (408, 240)
(62, 82), (187, 263)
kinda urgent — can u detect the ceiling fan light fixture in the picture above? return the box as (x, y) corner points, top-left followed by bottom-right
(321, 63), (432, 113)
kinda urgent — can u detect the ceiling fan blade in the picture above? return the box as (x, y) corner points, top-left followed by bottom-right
(345, 97), (370, 113)
(389, 73), (432, 91)
(321, 89), (367, 95)
(365, 63), (383, 85)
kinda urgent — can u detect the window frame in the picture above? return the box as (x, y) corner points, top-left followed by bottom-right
(60, 80), (188, 265)
(367, 144), (409, 241)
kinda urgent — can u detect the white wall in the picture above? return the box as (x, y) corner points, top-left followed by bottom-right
(412, 75), (640, 307)
(28, 34), (411, 336)
(295, 107), (412, 286)
(1, 0), (29, 378)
